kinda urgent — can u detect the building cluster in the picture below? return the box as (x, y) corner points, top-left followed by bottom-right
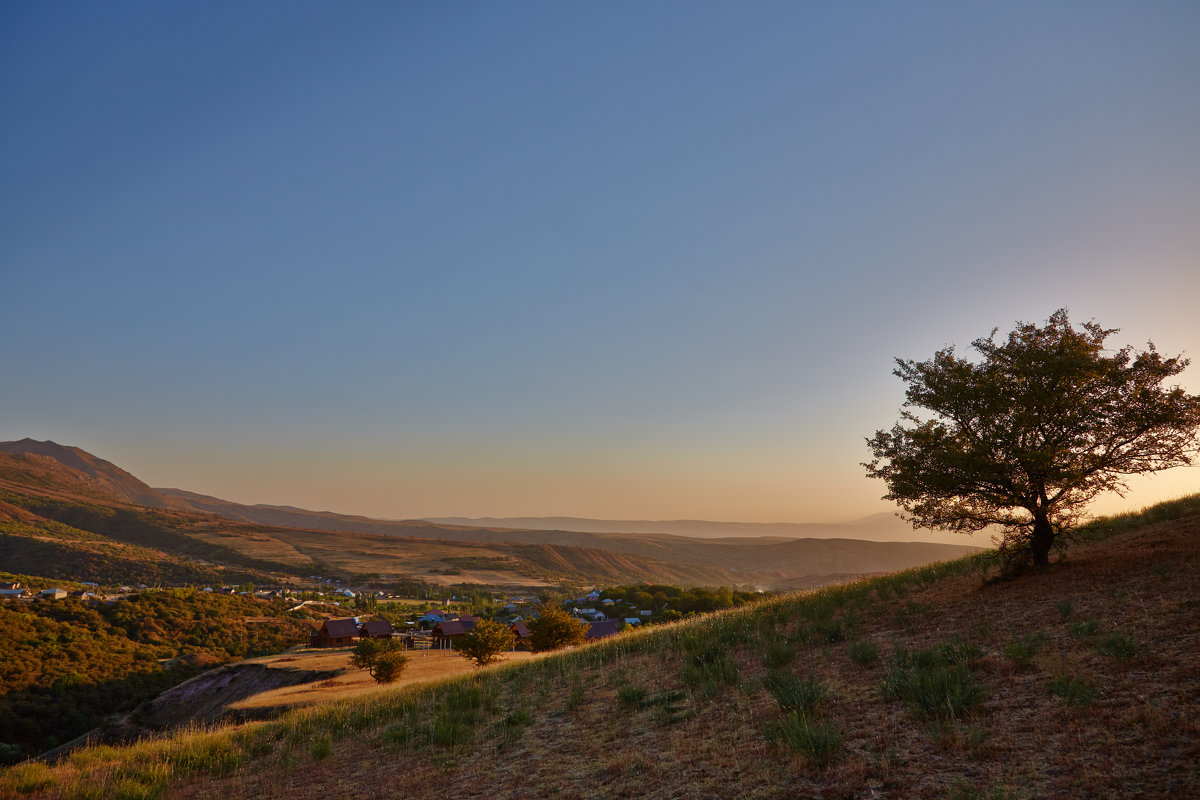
(306, 591), (643, 652)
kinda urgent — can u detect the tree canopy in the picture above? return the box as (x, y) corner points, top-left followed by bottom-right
(865, 310), (1200, 571)
(455, 618), (516, 667)
(527, 604), (588, 653)
(349, 637), (409, 683)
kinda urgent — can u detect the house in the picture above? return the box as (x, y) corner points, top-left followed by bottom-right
(431, 619), (477, 648)
(310, 617), (361, 648)
(0, 582), (25, 598)
(510, 621), (531, 647)
(358, 618), (394, 639)
(624, 617), (641, 626)
(585, 620), (621, 641)
(639, 609), (653, 617)
(417, 610), (451, 629)
(37, 588), (68, 600)
(601, 598), (615, 607)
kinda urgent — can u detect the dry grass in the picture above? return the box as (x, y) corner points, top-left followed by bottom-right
(230, 649), (539, 712)
(6, 496), (1199, 800)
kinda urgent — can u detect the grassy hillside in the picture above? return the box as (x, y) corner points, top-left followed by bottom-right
(5, 494), (1196, 799)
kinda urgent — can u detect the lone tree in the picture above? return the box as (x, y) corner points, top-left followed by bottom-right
(455, 618), (517, 667)
(527, 604), (589, 652)
(865, 310), (1200, 573)
(349, 637), (410, 683)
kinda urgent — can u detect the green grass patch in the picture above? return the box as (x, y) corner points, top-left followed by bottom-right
(883, 644), (986, 720)
(761, 640), (795, 669)
(1002, 630), (1047, 671)
(1049, 674), (1098, 707)
(848, 639), (880, 669)
(1095, 631), (1139, 660)
(763, 670), (826, 714)
(769, 712), (844, 768)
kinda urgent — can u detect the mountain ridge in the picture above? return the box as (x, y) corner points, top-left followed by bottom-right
(1, 439), (985, 589)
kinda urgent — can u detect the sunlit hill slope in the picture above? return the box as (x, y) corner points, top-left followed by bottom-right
(4, 494), (1197, 799)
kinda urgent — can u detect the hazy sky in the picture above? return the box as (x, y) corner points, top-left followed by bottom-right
(3, 1), (1198, 525)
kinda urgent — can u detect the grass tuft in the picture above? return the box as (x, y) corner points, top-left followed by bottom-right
(883, 644), (986, 720)
(848, 639), (880, 669)
(1049, 674), (1098, 707)
(1002, 630), (1047, 671)
(763, 670), (827, 714)
(769, 712), (844, 768)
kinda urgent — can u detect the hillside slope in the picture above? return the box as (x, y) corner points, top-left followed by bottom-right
(151, 489), (984, 588)
(0, 448), (741, 588)
(8, 495), (1197, 799)
(2, 440), (984, 588)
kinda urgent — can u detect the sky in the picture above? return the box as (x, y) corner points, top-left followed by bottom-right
(3, 1), (1199, 527)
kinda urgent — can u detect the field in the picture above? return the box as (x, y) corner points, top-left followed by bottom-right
(227, 648), (539, 713)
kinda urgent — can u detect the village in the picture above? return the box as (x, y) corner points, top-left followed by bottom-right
(305, 588), (650, 653)
(1, 576), (751, 657)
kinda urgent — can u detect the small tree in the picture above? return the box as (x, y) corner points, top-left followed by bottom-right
(455, 618), (517, 667)
(527, 604), (589, 652)
(865, 309), (1200, 573)
(350, 637), (410, 683)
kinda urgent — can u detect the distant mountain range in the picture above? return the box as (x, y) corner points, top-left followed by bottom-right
(424, 514), (938, 543)
(0, 438), (986, 589)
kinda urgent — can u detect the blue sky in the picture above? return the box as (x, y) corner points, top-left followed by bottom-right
(3, 1), (1199, 525)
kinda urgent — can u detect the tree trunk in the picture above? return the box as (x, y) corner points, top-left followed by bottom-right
(1030, 509), (1055, 567)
